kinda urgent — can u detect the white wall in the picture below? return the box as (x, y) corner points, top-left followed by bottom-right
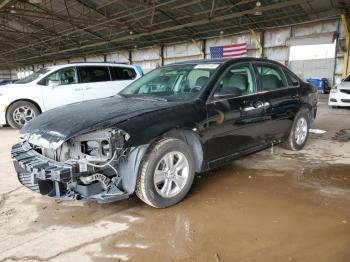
(0, 69), (11, 79)
(206, 33), (260, 58)
(132, 47), (161, 73)
(164, 42), (202, 65)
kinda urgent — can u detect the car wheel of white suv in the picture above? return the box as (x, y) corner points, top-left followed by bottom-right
(6, 101), (40, 129)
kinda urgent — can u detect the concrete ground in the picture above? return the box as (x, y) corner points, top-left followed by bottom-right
(0, 95), (349, 262)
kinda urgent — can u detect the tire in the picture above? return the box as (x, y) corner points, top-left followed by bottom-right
(136, 138), (195, 208)
(6, 101), (40, 129)
(283, 109), (310, 151)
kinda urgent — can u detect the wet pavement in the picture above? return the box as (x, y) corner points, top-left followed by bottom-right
(0, 95), (349, 262)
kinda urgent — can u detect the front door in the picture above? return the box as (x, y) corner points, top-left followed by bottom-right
(254, 63), (300, 142)
(41, 67), (84, 111)
(204, 62), (268, 167)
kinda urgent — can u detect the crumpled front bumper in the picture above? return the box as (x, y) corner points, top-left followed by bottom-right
(11, 142), (75, 199)
(11, 142), (129, 202)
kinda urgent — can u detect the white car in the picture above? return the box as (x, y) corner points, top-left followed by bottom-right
(0, 63), (143, 129)
(329, 75), (350, 107)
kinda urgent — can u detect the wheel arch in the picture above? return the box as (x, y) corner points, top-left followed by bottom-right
(5, 98), (42, 122)
(158, 128), (204, 172)
(297, 102), (315, 122)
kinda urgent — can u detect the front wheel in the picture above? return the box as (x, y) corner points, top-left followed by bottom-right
(283, 109), (310, 151)
(6, 101), (40, 129)
(136, 138), (195, 208)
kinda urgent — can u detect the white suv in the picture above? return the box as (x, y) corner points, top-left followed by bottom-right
(0, 63), (143, 129)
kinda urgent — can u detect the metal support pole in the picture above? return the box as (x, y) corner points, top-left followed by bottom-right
(341, 14), (349, 78)
(128, 50), (132, 65)
(202, 39), (206, 59)
(192, 38), (205, 59)
(249, 29), (263, 58)
(160, 45), (164, 66)
(260, 31), (265, 58)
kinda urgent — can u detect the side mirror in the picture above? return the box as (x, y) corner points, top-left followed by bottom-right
(213, 87), (243, 99)
(48, 80), (60, 88)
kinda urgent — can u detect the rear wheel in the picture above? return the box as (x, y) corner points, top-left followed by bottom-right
(136, 138), (195, 208)
(283, 109), (310, 151)
(6, 101), (40, 129)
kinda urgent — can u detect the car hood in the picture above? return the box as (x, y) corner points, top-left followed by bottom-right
(21, 96), (175, 150)
(0, 83), (27, 94)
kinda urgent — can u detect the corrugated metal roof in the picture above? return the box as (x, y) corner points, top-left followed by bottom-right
(0, 0), (347, 69)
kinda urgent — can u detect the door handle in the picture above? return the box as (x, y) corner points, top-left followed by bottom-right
(292, 94), (300, 99)
(74, 88), (83, 91)
(253, 101), (264, 108)
(85, 87), (92, 90)
(243, 102), (269, 112)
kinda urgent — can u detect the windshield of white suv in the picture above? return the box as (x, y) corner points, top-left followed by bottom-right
(119, 63), (221, 101)
(16, 68), (51, 84)
(345, 75), (350, 82)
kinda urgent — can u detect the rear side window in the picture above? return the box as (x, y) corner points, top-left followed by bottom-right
(78, 66), (110, 83)
(284, 70), (300, 86)
(109, 66), (136, 80)
(256, 64), (287, 91)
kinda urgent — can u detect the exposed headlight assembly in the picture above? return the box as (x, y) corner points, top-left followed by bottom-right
(68, 129), (129, 163)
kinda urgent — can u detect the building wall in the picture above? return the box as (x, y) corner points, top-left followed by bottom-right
(9, 18), (347, 85)
(0, 69), (11, 79)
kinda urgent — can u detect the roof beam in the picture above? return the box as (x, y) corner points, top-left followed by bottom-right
(0, 0), (11, 9)
(0, 0), (306, 61)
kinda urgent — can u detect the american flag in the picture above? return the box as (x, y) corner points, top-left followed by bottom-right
(210, 43), (248, 58)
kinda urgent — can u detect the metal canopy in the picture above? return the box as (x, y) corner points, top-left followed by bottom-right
(0, 0), (348, 69)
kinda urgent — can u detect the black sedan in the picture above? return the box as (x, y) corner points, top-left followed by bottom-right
(11, 58), (317, 208)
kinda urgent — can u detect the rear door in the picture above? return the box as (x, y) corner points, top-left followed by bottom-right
(254, 62), (300, 142)
(205, 62), (269, 166)
(109, 66), (138, 93)
(77, 66), (114, 101)
(40, 67), (84, 111)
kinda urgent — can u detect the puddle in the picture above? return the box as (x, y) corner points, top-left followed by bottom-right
(333, 129), (350, 142)
(1, 163), (350, 261)
(296, 164), (350, 188)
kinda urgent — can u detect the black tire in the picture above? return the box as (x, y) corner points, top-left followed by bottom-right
(136, 138), (195, 208)
(283, 109), (310, 151)
(6, 101), (40, 129)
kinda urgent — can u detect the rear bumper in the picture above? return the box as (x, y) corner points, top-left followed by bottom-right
(11, 142), (129, 202)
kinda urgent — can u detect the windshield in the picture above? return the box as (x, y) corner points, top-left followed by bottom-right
(345, 75), (350, 82)
(119, 63), (221, 101)
(16, 68), (51, 84)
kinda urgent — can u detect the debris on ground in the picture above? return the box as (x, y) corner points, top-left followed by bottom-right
(333, 129), (350, 142)
(309, 129), (327, 134)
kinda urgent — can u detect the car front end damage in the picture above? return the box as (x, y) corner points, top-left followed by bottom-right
(11, 129), (147, 202)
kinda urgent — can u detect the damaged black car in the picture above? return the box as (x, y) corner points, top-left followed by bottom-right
(11, 58), (318, 208)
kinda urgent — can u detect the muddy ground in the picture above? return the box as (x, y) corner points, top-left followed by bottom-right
(0, 95), (349, 262)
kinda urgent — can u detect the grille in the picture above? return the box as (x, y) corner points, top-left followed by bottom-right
(341, 99), (350, 103)
(340, 89), (350, 95)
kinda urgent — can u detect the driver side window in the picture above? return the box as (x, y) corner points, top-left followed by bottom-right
(215, 63), (256, 97)
(40, 67), (77, 86)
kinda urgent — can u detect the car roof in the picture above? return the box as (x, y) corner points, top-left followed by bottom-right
(48, 62), (135, 71)
(167, 57), (279, 66)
